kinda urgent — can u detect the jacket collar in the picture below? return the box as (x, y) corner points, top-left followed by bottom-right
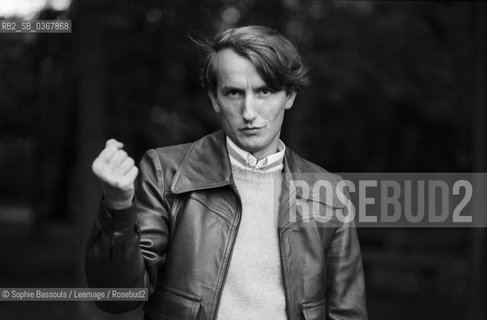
(170, 130), (344, 208)
(171, 130), (233, 194)
(281, 146), (345, 208)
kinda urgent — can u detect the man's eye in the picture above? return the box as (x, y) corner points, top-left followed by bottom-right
(260, 88), (272, 95)
(227, 90), (241, 96)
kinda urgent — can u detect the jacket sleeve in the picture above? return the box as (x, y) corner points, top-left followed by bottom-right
(326, 209), (368, 319)
(85, 149), (170, 314)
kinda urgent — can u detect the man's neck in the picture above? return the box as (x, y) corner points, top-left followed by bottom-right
(251, 139), (280, 161)
(226, 135), (285, 172)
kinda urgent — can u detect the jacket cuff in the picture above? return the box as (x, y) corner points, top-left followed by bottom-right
(100, 197), (137, 230)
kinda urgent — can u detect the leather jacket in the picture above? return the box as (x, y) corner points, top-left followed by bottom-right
(85, 130), (367, 320)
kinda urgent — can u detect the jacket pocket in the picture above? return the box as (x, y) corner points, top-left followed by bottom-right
(301, 298), (326, 320)
(145, 287), (201, 320)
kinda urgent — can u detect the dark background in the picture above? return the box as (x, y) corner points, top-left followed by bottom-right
(0, 0), (486, 319)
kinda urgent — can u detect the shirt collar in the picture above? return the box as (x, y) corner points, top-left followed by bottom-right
(226, 136), (285, 172)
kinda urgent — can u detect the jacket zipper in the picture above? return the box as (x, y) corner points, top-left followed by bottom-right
(279, 226), (293, 320)
(212, 183), (242, 319)
(279, 174), (294, 319)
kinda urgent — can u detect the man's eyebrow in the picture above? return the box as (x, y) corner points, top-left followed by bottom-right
(253, 85), (270, 91)
(220, 85), (269, 91)
(220, 85), (243, 92)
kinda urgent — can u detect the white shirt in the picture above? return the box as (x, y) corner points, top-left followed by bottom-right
(226, 136), (285, 172)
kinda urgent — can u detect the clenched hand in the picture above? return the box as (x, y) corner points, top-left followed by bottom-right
(92, 139), (138, 209)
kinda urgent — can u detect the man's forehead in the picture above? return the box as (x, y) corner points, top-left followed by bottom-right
(214, 49), (266, 87)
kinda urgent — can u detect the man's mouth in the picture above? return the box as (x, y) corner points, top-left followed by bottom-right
(240, 126), (263, 134)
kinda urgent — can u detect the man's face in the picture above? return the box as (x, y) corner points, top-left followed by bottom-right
(209, 48), (296, 159)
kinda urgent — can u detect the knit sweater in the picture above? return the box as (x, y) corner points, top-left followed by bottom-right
(216, 165), (286, 320)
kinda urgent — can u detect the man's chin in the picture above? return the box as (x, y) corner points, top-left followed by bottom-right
(237, 139), (264, 153)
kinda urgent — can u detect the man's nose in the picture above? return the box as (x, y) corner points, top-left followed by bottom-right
(242, 94), (257, 122)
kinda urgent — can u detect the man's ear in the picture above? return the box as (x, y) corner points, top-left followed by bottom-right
(208, 90), (221, 113)
(285, 90), (297, 110)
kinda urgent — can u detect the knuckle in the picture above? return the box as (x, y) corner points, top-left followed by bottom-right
(91, 160), (99, 172)
(118, 150), (127, 158)
(109, 145), (119, 152)
(105, 139), (115, 147)
(92, 161), (104, 175)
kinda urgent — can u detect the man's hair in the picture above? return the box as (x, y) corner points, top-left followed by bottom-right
(198, 25), (310, 95)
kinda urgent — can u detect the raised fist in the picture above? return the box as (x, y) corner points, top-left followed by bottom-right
(92, 139), (139, 209)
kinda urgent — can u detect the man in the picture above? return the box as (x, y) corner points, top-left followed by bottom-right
(86, 25), (367, 320)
